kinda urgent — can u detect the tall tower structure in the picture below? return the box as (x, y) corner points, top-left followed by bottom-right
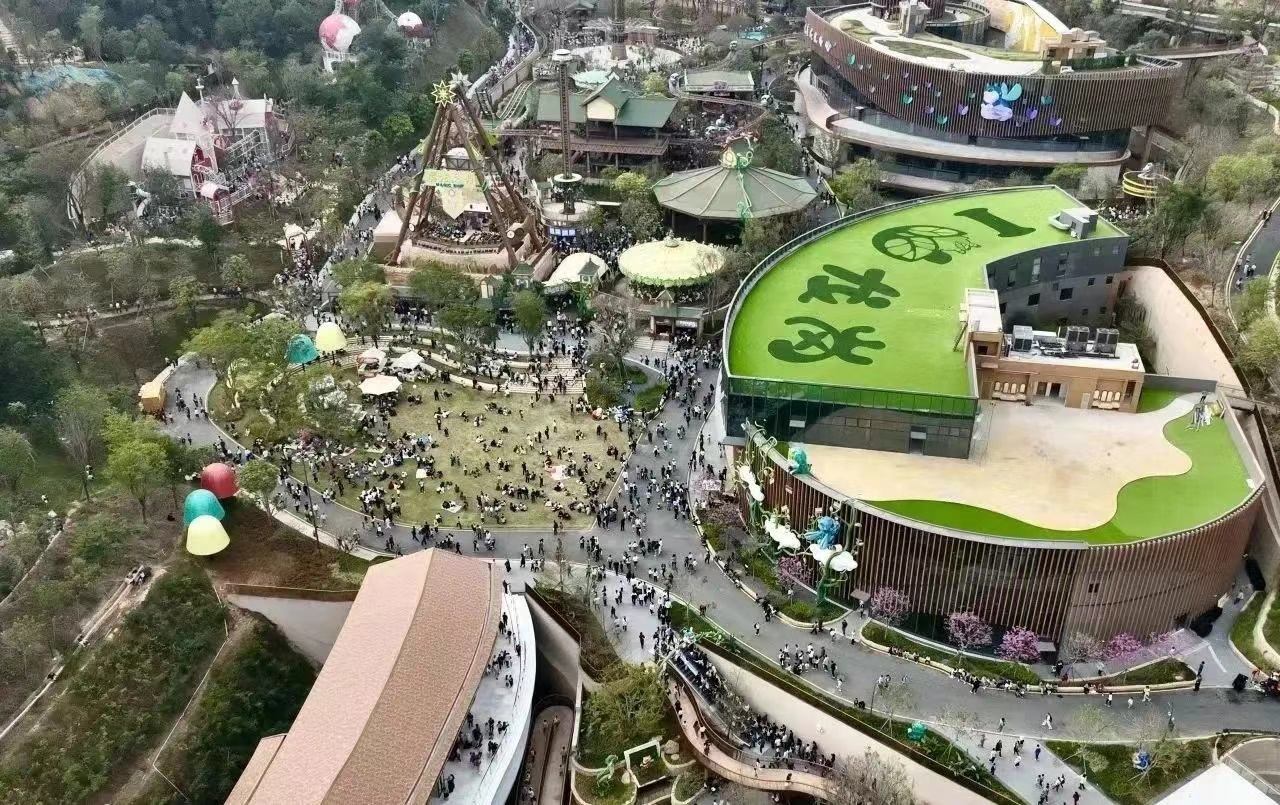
(551, 48), (582, 215)
(611, 0), (627, 61)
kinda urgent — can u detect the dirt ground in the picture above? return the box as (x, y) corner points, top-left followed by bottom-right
(335, 377), (626, 529)
(204, 501), (375, 591)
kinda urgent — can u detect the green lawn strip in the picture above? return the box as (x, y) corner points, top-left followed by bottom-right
(633, 381), (669, 412)
(667, 604), (1023, 805)
(0, 564), (226, 804)
(139, 615), (316, 804)
(1230, 592), (1276, 672)
(1091, 658), (1195, 687)
(1046, 739), (1213, 805)
(1135, 387), (1182, 414)
(1260, 591), (1280, 663)
(879, 39), (969, 59)
(729, 187), (1120, 396)
(862, 622), (1041, 686)
(871, 408), (1251, 543)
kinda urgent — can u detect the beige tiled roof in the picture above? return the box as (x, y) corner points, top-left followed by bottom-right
(227, 550), (501, 805)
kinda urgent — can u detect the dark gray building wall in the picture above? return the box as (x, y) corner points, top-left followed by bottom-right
(986, 234), (1130, 327)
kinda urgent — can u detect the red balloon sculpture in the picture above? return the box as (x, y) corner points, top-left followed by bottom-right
(200, 463), (239, 500)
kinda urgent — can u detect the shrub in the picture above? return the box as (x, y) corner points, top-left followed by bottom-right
(633, 381), (668, 413)
(674, 767), (706, 800)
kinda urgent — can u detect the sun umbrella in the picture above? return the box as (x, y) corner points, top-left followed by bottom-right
(183, 489), (226, 526)
(187, 515), (230, 556)
(360, 375), (402, 396)
(315, 322), (347, 352)
(200, 462), (239, 500)
(286, 334), (319, 366)
(358, 347), (387, 364)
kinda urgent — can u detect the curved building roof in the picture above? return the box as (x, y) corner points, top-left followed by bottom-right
(227, 550), (502, 805)
(653, 164), (816, 221)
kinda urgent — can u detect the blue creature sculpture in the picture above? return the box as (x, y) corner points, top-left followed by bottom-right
(788, 445), (811, 476)
(804, 516), (841, 549)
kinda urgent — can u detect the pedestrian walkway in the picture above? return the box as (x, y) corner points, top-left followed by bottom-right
(518, 705), (572, 804)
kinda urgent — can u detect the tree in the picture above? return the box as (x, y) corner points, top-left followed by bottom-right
(869, 586), (910, 627)
(77, 5), (104, 60)
(105, 439), (169, 521)
(1, 274), (49, 342)
(169, 274), (205, 322)
(512, 290), (548, 353)
(0, 313), (64, 420)
(1045, 163), (1087, 190)
(1150, 182), (1210, 257)
(188, 206), (225, 268)
(643, 73), (667, 96)
(584, 373), (623, 408)
(339, 281), (394, 346)
(828, 159), (882, 214)
(438, 304), (495, 371)
(591, 300), (639, 384)
(945, 612), (992, 660)
(581, 663), (670, 753)
(754, 116), (803, 174)
(1104, 632), (1145, 667)
(1237, 275), (1271, 329)
(996, 627), (1041, 663)
(54, 384), (112, 469)
(1207, 153), (1277, 205)
(1190, 202), (1250, 306)
(1239, 317), (1280, 376)
(238, 459), (279, 515)
(221, 254), (255, 290)
(620, 197), (663, 242)
(0, 428), (35, 493)
(1063, 631), (1103, 674)
(407, 262), (478, 319)
(828, 749), (918, 805)
(331, 256), (386, 290)
(456, 49), (475, 76)
(612, 171), (653, 201)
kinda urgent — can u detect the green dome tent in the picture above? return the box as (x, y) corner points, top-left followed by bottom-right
(287, 334), (319, 366)
(183, 488), (226, 526)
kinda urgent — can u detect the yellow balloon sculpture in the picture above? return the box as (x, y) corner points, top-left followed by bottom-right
(186, 514), (231, 556)
(315, 322), (347, 353)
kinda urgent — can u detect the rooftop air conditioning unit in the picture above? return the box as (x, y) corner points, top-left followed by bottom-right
(1011, 325), (1034, 353)
(1054, 207), (1098, 239)
(1064, 325), (1090, 353)
(1094, 327), (1119, 356)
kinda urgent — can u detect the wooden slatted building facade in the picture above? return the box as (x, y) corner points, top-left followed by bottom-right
(804, 8), (1185, 141)
(736, 440), (1260, 643)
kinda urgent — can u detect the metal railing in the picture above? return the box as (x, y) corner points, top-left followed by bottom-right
(1224, 755), (1280, 800)
(67, 106), (175, 226)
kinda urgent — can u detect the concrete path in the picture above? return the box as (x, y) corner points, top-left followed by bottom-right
(520, 705), (573, 804)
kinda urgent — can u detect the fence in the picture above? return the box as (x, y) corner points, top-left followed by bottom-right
(67, 106), (175, 226)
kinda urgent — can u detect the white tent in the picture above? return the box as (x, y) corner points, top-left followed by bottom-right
(359, 375), (402, 396)
(545, 252), (606, 294)
(358, 347), (387, 364)
(391, 350), (425, 371)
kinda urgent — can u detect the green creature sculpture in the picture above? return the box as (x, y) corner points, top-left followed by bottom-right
(788, 445), (811, 475)
(596, 755), (620, 792)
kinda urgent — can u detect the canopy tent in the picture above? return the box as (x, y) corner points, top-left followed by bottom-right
(183, 489), (226, 526)
(358, 347), (387, 365)
(287, 334), (319, 366)
(618, 238), (724, 288)
(652, 163), (816, 222)
(187, 514), (231, 556)
(315, 322), (347, 352)
(391, 350), (425, 371)
(544, 252), (606, 295)
(360, 375), (403, 396)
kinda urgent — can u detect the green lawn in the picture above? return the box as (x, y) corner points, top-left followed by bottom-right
(872, 398), (1253, 543)
(728, 187), (1122, 397)
(1135, 387), (1182, 413)
(1230, 592), (1276, 672)
(862, 622), (1041, 686)
(1047, 739), (1213, 805)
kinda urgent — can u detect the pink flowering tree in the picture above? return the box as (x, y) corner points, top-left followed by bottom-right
(946, 612), (993, 662)
(777, 555), (806, 588)
(870, 586), (910, 627)
(1104, 632), (1145, 666)
(996, 627), (1041, 664)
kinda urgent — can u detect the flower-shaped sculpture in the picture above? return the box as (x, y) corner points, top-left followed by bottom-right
(763, 516), (801, 558)
(788, 444), (811, 475)
(802, 516), (856, 607)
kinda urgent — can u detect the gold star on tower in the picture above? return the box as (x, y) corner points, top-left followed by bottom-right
(431, 80), (455, 106)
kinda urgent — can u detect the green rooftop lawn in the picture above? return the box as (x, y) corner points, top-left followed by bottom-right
(871, 393), (1254, 543)
(728, 187), (1121, 397)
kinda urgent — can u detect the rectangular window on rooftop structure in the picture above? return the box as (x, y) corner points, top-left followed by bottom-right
(1060, 287), (1074, 300)
(1030, 258), (1041, 283)
(1056, 255), (1069, 277)
(1028, 293), (1040, 306)
(1087, 277), (1096, 286)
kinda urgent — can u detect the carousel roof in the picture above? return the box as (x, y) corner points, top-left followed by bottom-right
(652, 163), (816, 221)
(618, 238), (724, 287)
